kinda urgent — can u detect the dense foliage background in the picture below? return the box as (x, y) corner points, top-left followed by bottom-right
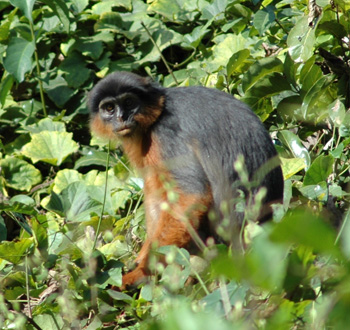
(1, 0), (350, 328)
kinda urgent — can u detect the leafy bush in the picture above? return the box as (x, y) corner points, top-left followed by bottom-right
(0, 0), (350, 329)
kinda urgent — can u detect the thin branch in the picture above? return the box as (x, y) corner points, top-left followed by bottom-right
(141, 21), (179, 86)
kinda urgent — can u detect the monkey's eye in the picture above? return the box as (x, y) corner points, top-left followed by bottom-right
(102, 102), (115, 113)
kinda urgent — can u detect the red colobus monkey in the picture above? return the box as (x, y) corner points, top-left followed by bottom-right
(88, 72), (284, 288)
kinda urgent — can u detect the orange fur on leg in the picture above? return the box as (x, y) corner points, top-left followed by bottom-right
(121, 186), (212, 288)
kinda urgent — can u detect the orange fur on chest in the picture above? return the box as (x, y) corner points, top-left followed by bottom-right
(122, 133), (161, 169)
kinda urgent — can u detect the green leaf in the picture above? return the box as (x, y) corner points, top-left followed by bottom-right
(208, 34), (247, 71)
(43, 75), (76, 107)
(107, 289), (133, 301)
(53, 169), (83, 194)
(0, 74), (14, 107)
(299, 182), (328, 202)
(339, 208), (350, 259)
(328, 99), (346, 127)
(9, 0), (35, 22)
(300, 75), (333, 122)
(147, 0), (182, 21)
(0, 157), (41, 191)
(253, 6), (275, 35)
(71, 0), (89, 14)
(46, 182), (101, 222)
(280, 157), (306, 180)
(339, 111), (350, 137)
(41, 0), (70, 33)
(4, 37), (35, 82)
(74, 150), (118, 169)
(22, 131), (79, 166)
(303, 155), (334, 186)
(226, 49), (250, 76)
(287, 16), (316, 63)
(278, 130), (311, 169)
(201, 0), (227, 21)
(182, 20), (212, 49)
(0, 215), (7, 242)
(0, 237), (34, 264)
(33, 314), (64, 330)
(270, 209), (340, 257)
(0, 200), (38, 216)
(243, 73), (291, 111)
(25, 117), (66, 134)
(76, 37), (104, 60)
(299, 57), (323, 93)
(242, 57), (284, 93)
(137, 25), (183, 64)
(59, 52), (91, 88)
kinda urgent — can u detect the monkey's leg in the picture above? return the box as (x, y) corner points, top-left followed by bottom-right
(121, 192), (211, 289)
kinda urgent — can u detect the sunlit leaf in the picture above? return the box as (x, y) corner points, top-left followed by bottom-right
(0, 157), (41, 191)
(278, 130), (311, 169)
(280, 157), (306, 180)
(22, 131), (79, 166)
(287, 16), (316, 62)
(0, 237), (34, 264)
(53, 169), (83, 193)
(74, 150), (118, 169)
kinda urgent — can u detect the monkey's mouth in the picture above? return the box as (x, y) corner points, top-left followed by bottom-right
(115, 126), (132, 136)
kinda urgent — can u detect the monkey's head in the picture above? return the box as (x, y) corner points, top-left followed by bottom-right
(88, 71), (165, 140)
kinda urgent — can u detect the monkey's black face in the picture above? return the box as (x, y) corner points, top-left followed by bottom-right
(97, 93), (141, 136)
(89, 71), (165, 140)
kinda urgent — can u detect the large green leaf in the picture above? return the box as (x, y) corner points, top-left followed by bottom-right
(270, 209), (340, 257)
(278, 130), (311, 169)
(43, 75), (76, 107)
(147, 0), (182, 21)
(74, 150), (118, 169)
(303, 155), (334, 186)
(59, 52), (91, 88)
(0, 237), (34, 264)
(0, 157), (41, 191)
(3, 37), (35, 82)
(25, 117), (66, 134)
(242, 57), (284, 93)
(46, 182), (101, 222)
(41, 0), (70, 33)
(226, 49), (250, 76)
(253, 5), (275, 35)
(53, 169), (83, 193)
(207, 34), (247, 71)
(280, 157), (306, 180)
(9, 0), (35, 22)
(22, 131), (79, 166)
(287, 16), (316, 63)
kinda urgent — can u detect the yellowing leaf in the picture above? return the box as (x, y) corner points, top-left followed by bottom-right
(22, 131), (79, 166)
